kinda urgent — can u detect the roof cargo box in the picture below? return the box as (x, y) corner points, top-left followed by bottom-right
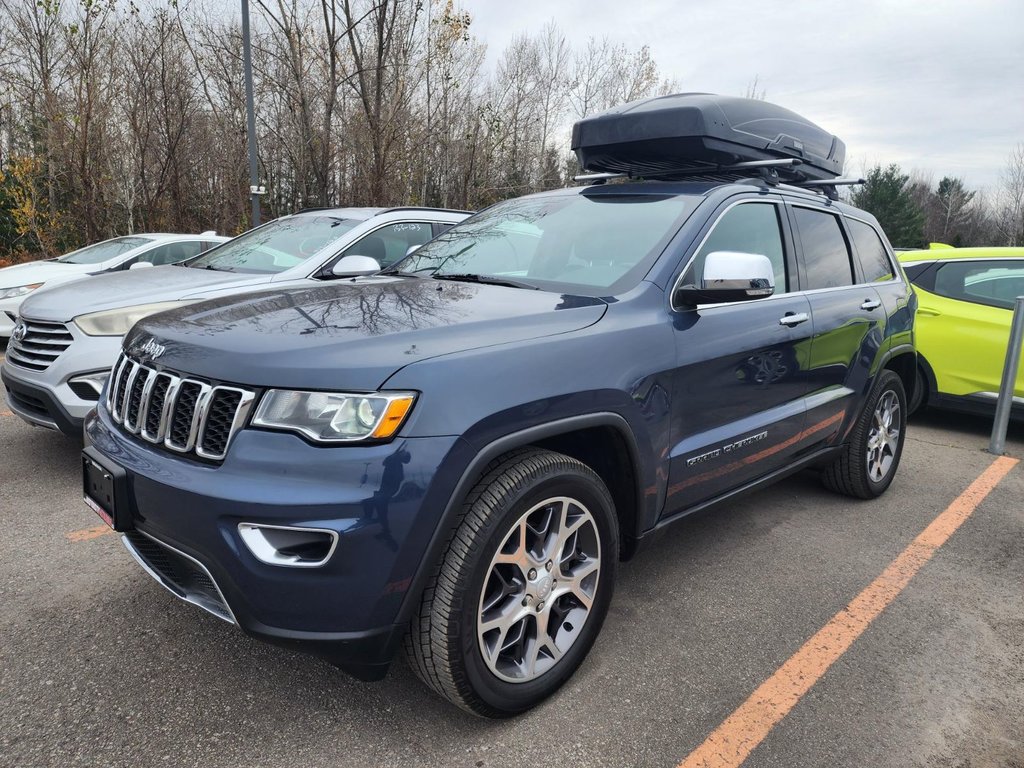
(572, 93), (845, 182)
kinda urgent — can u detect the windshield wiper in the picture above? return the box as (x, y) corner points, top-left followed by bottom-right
(433, 273), (538, 290)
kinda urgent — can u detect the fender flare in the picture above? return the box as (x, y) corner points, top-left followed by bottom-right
(394, 412), (644, 626)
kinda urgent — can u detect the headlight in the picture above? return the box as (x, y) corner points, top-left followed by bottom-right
(252, 390), (417, 442)
(0, 283), (43, 300)
(73, 301), (193, 336)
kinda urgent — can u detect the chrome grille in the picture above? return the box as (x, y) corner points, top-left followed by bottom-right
(7, 319), (74, 371)
(107, 353), (255, 461)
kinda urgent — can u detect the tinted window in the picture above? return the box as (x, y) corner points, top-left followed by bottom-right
(398, 192), (699, 294)
(793, 207), (853, 290)
(189, 215), (358, 274)
(848, 219), (895, 282)
(57, 236), (152, 265)
(138, 241), (205, 266)
(343, 222), (434, 267)
(685, 203), (787, 292)
(933, 260), (1024, 310)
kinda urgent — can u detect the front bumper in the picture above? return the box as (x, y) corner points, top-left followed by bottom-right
(1, 322), (120, 434)
(2, 367), (84, 434)
(84, 406), (465, 679)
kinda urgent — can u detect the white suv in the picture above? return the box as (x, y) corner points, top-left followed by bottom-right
(2, 207), (468, 435)
(0, 233), (227, 337)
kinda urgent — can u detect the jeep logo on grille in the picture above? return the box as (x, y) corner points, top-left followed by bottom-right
(138, 338), (166, 360)
(11, 322), (27, 343)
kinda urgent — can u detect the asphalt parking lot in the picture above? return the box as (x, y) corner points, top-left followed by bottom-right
(1, 351), (1022, 767)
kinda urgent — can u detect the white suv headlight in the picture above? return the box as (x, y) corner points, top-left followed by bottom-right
(252, 390), (417, 442)
(0, 283), (43, 300)
(73, 301), (194, 336)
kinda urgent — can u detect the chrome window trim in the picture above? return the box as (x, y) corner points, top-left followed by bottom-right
(843, 214), (901, 284)
(669, 198), (787, 312)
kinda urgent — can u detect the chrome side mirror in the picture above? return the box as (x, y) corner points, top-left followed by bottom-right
(674, 251), (775, 306)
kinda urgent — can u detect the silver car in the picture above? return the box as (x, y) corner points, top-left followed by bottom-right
(0, 233), (226, 337)
(2, 206), (469, 435)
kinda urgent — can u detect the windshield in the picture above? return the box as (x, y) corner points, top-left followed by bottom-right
(188, 215), (358, 273)
(395, 191), (698, 294)
(57, 236), (153, 265)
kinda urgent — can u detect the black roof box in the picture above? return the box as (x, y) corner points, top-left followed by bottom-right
(572, 93), (845, 182)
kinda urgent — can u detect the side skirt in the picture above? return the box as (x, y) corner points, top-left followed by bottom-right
(647, 445), (843, 534)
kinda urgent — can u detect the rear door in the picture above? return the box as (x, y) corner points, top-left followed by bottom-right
(664, 198), (812, 514)
(914, 258), (1024, 398)
(788, 204), (887, 447)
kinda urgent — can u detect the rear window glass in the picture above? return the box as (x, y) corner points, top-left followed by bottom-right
(848, 219), (895, 283)
(793, 207), (853, 290)
(57, 236), (152, 265)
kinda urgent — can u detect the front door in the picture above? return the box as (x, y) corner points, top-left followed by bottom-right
(664, 200), (812, 515)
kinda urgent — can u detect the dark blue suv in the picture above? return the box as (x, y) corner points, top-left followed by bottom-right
(82, 97), (916, 717)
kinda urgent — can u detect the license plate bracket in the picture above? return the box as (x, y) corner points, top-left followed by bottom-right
(82, 447), (132, 531)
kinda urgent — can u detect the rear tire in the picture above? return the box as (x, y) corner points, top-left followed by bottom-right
(822, 370), (907, 499)
(405, 448), (618, 717)
(908, 365), (928, 414)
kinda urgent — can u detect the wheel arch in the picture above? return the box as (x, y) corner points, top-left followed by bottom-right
(881, 345), (917, 404)
(395, 413), (645, 628)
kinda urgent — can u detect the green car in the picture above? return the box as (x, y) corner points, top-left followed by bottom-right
(899, 246), (1024, 418)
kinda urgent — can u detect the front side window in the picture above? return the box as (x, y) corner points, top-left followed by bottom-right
(189, 215), (358, 273)
(57, 236), (153, 265)
(138, 241), (206, 266)
(342, 222), (434, 268)
(848, 219), (895, 283)
(683, 202), (787, 292)
(933, 260), (1024, 310)
(396, 191), (699, 294)
(793, 207), (854, 290)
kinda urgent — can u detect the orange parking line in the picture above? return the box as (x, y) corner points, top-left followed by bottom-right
(0, 409), (12, 417)
(67, 525), (116, 542)
(677, 455), (1019, 768)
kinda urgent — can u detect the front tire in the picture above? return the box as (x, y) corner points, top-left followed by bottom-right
(822, 370), (907, 499)
(406, 449), (618, 717)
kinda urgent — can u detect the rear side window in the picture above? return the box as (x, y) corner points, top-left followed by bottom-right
(933, 260), (1024, 310)
(847, 219), (895, 283)
(793, 207), (853, 290)
(685, 202), (788, 292)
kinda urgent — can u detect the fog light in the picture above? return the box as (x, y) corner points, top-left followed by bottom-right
(69, 371), (111, 402)
(237, 523), (338, 568)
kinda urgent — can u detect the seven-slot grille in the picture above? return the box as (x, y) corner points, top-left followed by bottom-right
(107, 353), (255, 461)
(7, 319), (74, 371)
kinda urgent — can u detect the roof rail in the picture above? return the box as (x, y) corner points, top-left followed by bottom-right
(380, 206), (473, 215)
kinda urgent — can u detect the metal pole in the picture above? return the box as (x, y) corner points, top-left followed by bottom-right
(241, 0), (261, 227)
(988, 295), (1024, 455)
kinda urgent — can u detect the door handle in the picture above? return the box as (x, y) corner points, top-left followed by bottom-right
(779, 312), (809, 327)
(860, 299), (882, 311)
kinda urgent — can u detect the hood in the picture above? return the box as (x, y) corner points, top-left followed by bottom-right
(0, 260), (94, 289)
(18, 265), (262, 321)
(125, 278), (607, 390)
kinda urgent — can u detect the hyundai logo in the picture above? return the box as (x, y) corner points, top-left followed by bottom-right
(11, 322), (27, 343)
(139, 338), (166, 359)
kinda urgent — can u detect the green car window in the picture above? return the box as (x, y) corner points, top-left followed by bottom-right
(933, 260), (1024, 310)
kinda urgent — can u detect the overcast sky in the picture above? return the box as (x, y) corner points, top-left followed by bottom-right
(466, 0), (1023, 191)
